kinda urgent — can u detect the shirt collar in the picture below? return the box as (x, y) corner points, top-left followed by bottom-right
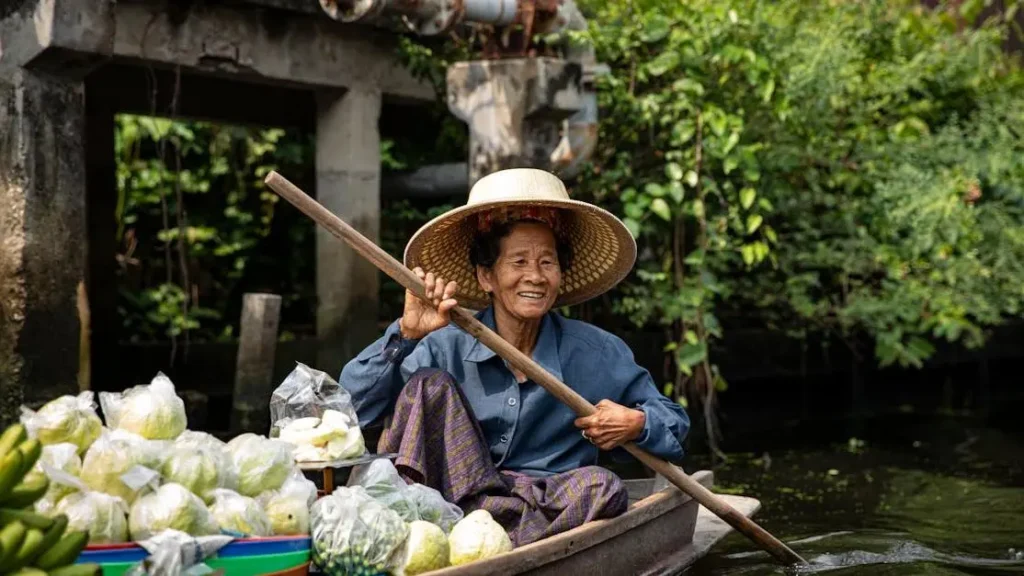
(463, 306), (565, 383)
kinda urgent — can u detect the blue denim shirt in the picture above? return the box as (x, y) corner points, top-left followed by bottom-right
(339, 306), (690, 476)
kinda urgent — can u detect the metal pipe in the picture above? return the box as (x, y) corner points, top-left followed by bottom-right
(463, 0), (517, 26)
(381, 162), (469, 199)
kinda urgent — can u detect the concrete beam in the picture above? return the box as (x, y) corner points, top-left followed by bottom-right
(315, 87), (383, 378)
(110, 1), (432, 101)
(0, 0), (432, 101)
(0, 69), (86, 425)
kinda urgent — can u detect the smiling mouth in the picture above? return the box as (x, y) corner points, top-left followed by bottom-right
(517, 292), (546, 300)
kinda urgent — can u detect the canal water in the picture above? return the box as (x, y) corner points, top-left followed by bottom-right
(682, 416), (1024, 575)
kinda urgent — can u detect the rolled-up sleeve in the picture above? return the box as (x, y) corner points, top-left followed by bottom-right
(604, 334), (690, 463)
(339, 319), (436, 427)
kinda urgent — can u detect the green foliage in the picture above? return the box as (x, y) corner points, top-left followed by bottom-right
(115, 114), (314, 343)
(570, 0), (1024, 401)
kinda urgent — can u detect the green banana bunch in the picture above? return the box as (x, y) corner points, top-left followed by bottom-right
(0, 423), (100, 576)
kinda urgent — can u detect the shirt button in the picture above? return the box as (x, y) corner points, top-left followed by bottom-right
(500, 434), (509, 443)
(508, 397), (517, 406)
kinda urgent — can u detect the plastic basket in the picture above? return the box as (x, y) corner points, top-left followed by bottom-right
(82, 549), (310, 576)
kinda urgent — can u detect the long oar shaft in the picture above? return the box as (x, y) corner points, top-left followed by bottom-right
(263, 170), (807, 566)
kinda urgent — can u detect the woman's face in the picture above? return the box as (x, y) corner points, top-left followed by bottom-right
(477, 222), (562, 321)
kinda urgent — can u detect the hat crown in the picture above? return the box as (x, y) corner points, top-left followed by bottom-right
(468, 168), (570, 206)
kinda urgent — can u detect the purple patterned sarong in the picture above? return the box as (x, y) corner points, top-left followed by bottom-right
(378, 368), (629, 546)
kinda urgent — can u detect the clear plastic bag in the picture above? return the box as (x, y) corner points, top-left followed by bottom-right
(348, 459), (463, 533)
(46, 465), (130, 544)
(100, 372), (187, 441)
(256, 469), (317, 536)
(161, 434), (237, 503)
(225, 433), (295, 497)
(270, 363), (361, 436)
(80, 429), (166, 504)
(404, 484), (463, 534)
(311, 486), (409, 576)
(29, 443), (83, 514)
(208, 488), (272, 537)
(20, 391), (103, 455)
(124, 529), (233, 576)
(128, 483), (221, 541)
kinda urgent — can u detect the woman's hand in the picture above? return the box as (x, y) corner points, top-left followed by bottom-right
(574, 400), (646, 451)
(400, 267), (459, 340)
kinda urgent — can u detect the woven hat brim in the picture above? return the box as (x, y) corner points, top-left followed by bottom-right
(403, 198), (637, 310)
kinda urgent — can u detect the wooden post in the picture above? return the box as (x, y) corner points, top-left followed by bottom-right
(231, 293), (282, 435)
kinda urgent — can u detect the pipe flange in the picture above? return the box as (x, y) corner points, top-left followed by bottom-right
(402, 0), (464, 35)
(319, 0), (387, 23)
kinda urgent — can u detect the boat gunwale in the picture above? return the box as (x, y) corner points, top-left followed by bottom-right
(427, 469), (713, 576)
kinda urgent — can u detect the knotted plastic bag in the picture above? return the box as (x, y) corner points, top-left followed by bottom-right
(311, 486), (409, 576)
(128, 482), (221, 541)
(80, 429), (168, 504)
(270, 363), (361, 435)
(100, 373), (188, 441)
(225, 433), (294, 497)
(208, 488), (272, 537)
(256, 469), (317, 536)
(161, 432), (237, 503)
(29, 443), (83, 515)
(124, 529), (233, 576)
(20, 391), (103, 455)
(45, 464), (130, 544)
(348, 459), (463, 533)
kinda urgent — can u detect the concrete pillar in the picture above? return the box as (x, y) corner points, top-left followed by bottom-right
(0, 69), (87, 424)
(315, 86), (382, 378)
(446, 58), (583, 186)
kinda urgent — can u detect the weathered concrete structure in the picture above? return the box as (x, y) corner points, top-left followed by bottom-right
(0, 0), (600, 427)
(0, 0), (433, 424)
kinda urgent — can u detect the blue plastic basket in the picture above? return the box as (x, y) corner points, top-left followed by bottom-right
(78, 536), (311, 564)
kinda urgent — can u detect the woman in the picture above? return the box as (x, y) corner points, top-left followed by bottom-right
(341, 168), (690, 546)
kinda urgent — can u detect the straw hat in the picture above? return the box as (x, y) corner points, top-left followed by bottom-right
(403, 168), (637, 310)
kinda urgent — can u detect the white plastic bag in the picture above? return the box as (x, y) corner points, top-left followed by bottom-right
(80, 429), (166, 504)
(124, 529), (233, 576)
(256, 470), (317, 536)
(100, 372), (187, 440)
(161, 433), (237, 503)
(270, 363), (361, 436)
(311, 486), (409, 576)
(208, 488), (272, 537)
(128, 483), (220, 541)
(20, 391), (103, 455)
(225, 433), (294, 497)
(29, 443), (83, 514)
(46, 465), (130, 544)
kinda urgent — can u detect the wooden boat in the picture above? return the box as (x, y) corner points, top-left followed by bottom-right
(423, 470), (758, 576)
(303, 456), (760, 576)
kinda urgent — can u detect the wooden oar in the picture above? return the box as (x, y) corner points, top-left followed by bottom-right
(263, 170), (808, 566)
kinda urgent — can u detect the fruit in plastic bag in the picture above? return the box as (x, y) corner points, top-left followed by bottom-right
(55, 490), (130, 544)
(128, 482), (220, 541)
(270, 362), (361, 436)
(348, 459), (463, 533)
(226, 433), (294, 496)
(27, 443), (83, 514)
(311, 486), (409, 576)
(20, 391), (103, 455)
(100, 372), (187, 440)
(279, 409), (366, 462)
(400, 520), (450, 576)
(80, 429), (161, 504)
(161, 442), (234, 503)
(404, 484), (463, 534)
(257, 470), (317, 536)
(208, 488), (272, 537)
(448, 509), (513, 566)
